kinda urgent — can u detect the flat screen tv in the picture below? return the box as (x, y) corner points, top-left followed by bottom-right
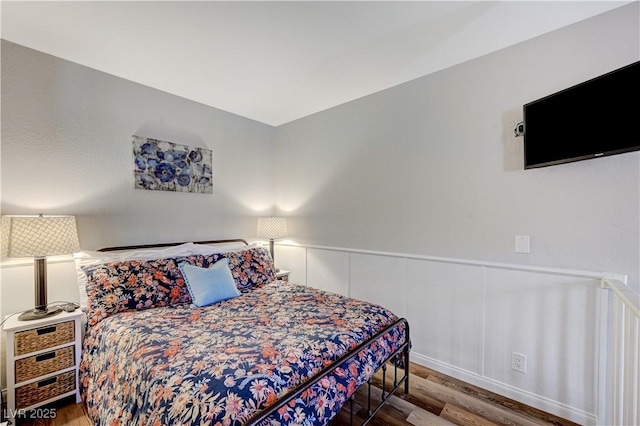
(523, 61), (639, 169)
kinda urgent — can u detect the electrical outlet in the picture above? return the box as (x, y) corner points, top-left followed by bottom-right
(511, 352), (527, 373)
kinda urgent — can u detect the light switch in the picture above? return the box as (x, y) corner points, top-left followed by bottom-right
(515, 235), (530, 253)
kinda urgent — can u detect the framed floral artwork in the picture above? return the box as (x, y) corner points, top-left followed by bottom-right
(132, 135), (213, 193)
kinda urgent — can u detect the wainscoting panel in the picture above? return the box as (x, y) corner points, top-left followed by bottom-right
(275, 244), (307, 285)
(349, 253), (407, 318)
(483, 269), (600, 416)
(306, 248), (349, 296)
(406, 259), (485, 376)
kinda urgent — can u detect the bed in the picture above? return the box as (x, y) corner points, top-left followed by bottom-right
(77, 239), (410, 425)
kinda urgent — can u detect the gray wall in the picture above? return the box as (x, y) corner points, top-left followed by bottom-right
(0, 40), (277, 390)
(1, 40), (276, 250)
(275, 3), (640, 293)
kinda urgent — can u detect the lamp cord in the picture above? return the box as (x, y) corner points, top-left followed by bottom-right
(0, 312), (19, 329)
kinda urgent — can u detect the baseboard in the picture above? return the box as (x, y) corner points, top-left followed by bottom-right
(410, 351), (598, 426)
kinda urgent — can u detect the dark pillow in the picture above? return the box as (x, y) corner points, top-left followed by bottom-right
(183, 246), (277, 292)
(83, 257), (191, 326)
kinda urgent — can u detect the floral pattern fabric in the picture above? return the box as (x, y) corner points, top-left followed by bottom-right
(193, 246), (277, 292)
(83, 246), (277, 326)
(80, 281), (407, 426)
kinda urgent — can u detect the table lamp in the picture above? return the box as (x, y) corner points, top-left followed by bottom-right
(256, 216), (287, 264)
(1, 214), (80, 321)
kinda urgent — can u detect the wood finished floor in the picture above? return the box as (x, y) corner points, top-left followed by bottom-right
(17, 363), (581, 426)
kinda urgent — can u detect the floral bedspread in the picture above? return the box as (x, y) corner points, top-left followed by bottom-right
(80, 281), (407, 426)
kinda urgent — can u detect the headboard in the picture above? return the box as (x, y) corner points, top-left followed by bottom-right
(98, 238), (248, 252)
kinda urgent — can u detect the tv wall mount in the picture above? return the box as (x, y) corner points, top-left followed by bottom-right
(514, 121), (524, 137)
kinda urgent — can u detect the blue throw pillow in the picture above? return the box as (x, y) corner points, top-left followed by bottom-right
(179, 258), (241, 307)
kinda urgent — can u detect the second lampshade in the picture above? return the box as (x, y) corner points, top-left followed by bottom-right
(256, 217), (287, 263)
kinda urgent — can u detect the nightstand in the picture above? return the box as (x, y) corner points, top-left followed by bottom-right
(3, 309), (83, 422)
(276, 270), (291, 282)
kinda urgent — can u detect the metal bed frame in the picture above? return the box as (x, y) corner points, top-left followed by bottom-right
(246, 318), (411, 426)
(98, 239), (411, 425)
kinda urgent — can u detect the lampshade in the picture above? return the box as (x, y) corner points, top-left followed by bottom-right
(256, 217), (288, 240)
(2, 214), (81, 321)
(2, 215), (80, 258)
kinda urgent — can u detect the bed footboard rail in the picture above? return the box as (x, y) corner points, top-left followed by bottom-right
(356, 324), (411, 426)
(245, 317), (411, 425)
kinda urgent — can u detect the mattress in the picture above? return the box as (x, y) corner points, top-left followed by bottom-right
(80, 280), (406, 425)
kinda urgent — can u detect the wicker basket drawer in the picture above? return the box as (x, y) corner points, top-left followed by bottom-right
(15, 346), (75, 383)
(14, 321), (75, 356)
(15, 370), (76, 409)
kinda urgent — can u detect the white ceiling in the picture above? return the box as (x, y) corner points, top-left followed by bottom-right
(1, 1), (631, 126)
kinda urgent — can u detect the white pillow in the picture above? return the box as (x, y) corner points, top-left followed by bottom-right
(106, 242), (197, 260)
(74, 242), (196, 310)
(221, 242), (263, 252)
(189, 244), (224, 255)
(190, 241), (262, 255)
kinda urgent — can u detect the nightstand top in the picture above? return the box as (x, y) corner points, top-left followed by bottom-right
(3, 309), (83, 332)
(276, 270), (290, 276)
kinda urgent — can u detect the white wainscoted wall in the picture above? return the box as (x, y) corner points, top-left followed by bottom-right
(275, 242), (628, 426)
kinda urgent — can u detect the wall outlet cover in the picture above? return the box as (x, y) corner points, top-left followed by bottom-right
(515, 235), (530, 254)
(511, 351), (527, 373)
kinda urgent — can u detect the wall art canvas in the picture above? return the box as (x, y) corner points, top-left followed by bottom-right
(133, 135), (213, 194)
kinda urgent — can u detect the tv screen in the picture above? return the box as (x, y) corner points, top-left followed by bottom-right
(523, 61), (639, 169)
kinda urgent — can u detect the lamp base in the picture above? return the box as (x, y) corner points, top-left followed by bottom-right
(18, 306), (62, 321)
